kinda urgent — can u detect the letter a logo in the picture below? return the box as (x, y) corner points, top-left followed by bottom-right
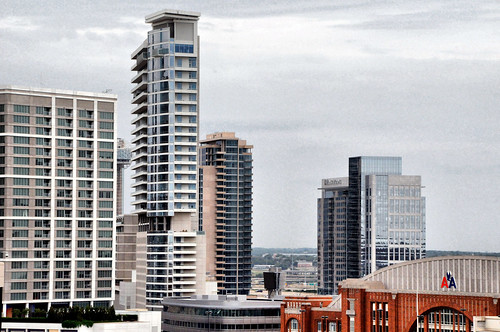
(441, 276), (449, 288)
(448, 277), (457, 288)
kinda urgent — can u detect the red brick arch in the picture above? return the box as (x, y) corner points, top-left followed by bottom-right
(404, 304), (473, 332)
(284, 317), (301, 331)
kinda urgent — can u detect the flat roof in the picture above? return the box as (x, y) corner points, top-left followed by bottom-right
(0, 85), (117, 100)
(145, 9), (200, 24)
(163, 295), (282, 309)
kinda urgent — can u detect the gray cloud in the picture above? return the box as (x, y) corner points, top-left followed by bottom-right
(1, 0), (499, 251)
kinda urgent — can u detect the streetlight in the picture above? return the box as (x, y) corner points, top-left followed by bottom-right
(205, 310), (212, 332)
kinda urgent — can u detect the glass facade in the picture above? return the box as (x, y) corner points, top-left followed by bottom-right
(199, 134), (253, 295)
(348, 157), (404, 277)
(131, 15), (199, 223)
(131, 11), (202, 309)
(317, 179), (348, 295)
(142, 29), (198, 218)
(320, 157), (425, 291)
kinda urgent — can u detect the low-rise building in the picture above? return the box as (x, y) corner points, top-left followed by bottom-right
(162, 295), (281, 331)
(282, 256), (500, 332)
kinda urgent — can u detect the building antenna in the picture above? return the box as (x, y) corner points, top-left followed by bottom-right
(103, 89), (113, 93)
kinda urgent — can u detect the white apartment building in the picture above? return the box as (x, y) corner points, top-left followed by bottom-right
(0, 86), (117, 315)
(130, 10), (206, 309)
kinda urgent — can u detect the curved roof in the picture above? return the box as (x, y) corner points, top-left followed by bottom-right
(361, 256), (500, 296)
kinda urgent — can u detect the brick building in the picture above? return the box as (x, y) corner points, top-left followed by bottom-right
(281, 256), (500, 332)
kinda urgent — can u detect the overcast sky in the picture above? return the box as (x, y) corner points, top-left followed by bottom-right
(1, 0), (499, 251)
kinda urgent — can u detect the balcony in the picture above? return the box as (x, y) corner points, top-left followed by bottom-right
(131, 51), (148, 71)
(131, 69), (148, 84)
(131, 102), (147, 115)
(131, 79), (148, 95)
(131, 91), (147, 104)
(131, 123), (148, 136)
(131, 112), (147, 126)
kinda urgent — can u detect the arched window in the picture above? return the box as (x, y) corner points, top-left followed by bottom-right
(287, 318), (299, 332)
(415, 308), (469, 332)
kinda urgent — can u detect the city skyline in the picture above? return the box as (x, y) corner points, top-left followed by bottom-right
(1, 0), (499, 251)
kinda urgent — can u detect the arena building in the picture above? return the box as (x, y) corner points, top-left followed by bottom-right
(281, 256), (500, 332)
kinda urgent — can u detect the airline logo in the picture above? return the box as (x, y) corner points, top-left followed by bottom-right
(441, 271), (457, 289)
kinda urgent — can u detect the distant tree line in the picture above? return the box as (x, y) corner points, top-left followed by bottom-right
(252, 251), (317, 270)
(253, 247), (317, 256)
(252, 248), (500, 270)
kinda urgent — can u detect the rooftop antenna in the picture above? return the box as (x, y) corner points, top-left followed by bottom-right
(102, 89), (113, 93)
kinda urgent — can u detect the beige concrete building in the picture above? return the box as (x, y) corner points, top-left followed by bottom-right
(114, 214), (138, 310)
(199, 132), (253, 295)
(0, 86), (117, 315)
(474, 316), (500, 331)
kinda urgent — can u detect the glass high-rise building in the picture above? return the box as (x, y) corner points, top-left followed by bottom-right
(347, 156), (404, 277)
(131, 9), (200, 227)
(199, 133), (253, 295)
(0, 86), (117, 314)
(318, 156), (426, 294)
(130, 10), (206, 309)
(317, 177), (349, 295)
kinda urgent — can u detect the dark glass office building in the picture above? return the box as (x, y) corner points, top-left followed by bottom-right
(317, 177), (349, 295)
(318, 157), (426, 294)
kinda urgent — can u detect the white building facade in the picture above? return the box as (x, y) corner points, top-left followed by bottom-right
(130, 10), (206, 309)
(0, 86), (117, 314)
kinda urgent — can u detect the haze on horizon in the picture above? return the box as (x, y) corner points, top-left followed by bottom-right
(1, 0), (499, 252)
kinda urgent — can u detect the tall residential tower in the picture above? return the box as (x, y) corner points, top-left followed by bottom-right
(0, 86), (117, 314)
(130, 10), (206, 309)
(318, 157), (426, 294)
(199, 132), (253, 295)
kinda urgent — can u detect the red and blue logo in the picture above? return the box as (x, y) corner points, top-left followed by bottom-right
(441, 271), (457, 289)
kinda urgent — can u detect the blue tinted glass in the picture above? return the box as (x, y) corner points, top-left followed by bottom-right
(175, 44), (194, 53)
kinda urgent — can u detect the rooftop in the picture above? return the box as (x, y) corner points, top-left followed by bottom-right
(145, 9), (200, 24)
(163, 295), (282, 309)
(0, 85), (117, 100)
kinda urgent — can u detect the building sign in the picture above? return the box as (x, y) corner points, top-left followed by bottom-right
(441, 271), (457, 289)
(323, 178), (347, 187)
